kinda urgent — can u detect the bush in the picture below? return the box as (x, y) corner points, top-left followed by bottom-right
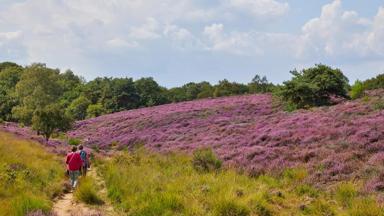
(74, 177), (104, 205)
(86, 103), (106, 118)
(215, 200), (250, 216)
(350, 80), (365, 99)
(68, 138), (81, 146)
(192, 148), (222, 172)
(279, 64), (350, 109)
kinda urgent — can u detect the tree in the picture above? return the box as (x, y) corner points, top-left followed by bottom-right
(279, 64), (350, 109)
(12, 63), (62, 124)
(213, 79), (249, 97)
(102, 78), (140, 112)
(32, 104), (73, 141)
(86, 103), (106, 118)
(58, 70), (84, 107)
(0, 62), (22, 72)
(350, 80), (365, 99)
(66, 96), (91, 120)
(0, 66), (23, 121)
(135, 77), (168, 107)
(248, 75), (274, 93)
(361, 74), (384, 90)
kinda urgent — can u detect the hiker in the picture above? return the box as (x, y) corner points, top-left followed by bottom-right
(66, 146), (82, 189)
(78, 145), (88, 176)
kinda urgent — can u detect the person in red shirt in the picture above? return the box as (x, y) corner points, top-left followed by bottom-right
(66, 146), (82, 189)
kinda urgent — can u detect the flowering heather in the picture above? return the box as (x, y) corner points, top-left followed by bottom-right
(67, 92), (383, 189)
(0, 122), (69, 155)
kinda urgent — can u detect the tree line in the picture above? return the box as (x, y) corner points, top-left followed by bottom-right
(0, 62), (274, 140)
(1, 61), (382, 141)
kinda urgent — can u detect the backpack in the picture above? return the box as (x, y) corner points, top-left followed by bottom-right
(80, 150), (87, 162)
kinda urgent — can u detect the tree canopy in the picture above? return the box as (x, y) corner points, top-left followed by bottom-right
(279, 64), (350, 109)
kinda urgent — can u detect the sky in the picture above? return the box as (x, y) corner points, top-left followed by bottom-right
(0, 0), (384, 87)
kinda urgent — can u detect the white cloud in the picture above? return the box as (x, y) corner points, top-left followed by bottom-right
(106, 38), (139, 48)
(228, 0), (289, 17)
(203, 23), (264, 55)
(0, 0), (383, 85)
(296, 0), (384, 59)
(129, 17), (161, 40)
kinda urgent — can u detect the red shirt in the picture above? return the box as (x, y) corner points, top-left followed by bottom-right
(66, 152), (82, 171)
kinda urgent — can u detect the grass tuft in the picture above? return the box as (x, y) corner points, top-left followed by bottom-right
(74, 177), (104, 205)
(192, 148), (222, 172)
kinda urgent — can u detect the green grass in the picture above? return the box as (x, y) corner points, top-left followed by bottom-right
(98, 149), (384, 216)
(74, 176), (104, 205)
(0, 131), (65, 216)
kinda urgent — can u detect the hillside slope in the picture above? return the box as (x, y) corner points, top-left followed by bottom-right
(69, 93), (384, 191)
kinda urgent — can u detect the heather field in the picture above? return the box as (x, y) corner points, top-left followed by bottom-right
(69, 91), (384, 195)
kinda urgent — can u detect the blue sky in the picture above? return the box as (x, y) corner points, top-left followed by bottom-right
(0, 0), (383, 87)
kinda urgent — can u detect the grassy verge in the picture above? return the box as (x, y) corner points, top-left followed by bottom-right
(0, 131), (65, 216)
(74, 176), (104, 205)
(99, 149), (383, 216)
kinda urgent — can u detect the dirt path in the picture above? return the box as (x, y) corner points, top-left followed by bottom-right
(53, 168), (116, 216)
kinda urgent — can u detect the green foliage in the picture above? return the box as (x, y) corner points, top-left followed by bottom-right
(214, 79), (249, 97)
(0, 61), (21, 72)
(0, 61), (277, 122)
(279, 64), (350, 109)
(214, 200), (250, 216)
(13, 63), (62, 124)
(0, 66), (23, 121)
(192, 148), (222, 172)
(74, 177), (104, 205)
(350, 80), (365, 99)
(32, 104), (73, 141)
(86, 103), (106, 118)
(361, 74), (384, 90)
(68, 138), (81, 146)
(135, 77), (169, 107)
(66, 95), (91, 120)
(0, 132), (64, 216)
(248, 75), (274, 93)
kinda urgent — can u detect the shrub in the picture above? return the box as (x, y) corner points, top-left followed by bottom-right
(68, 138), (81, 146)
(350, 80), (365, 99)
(192, 148), (222, 172)
(279, 64), (349, 109)
(215, 200), (250, 216)
(74, 177), (104, 205)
